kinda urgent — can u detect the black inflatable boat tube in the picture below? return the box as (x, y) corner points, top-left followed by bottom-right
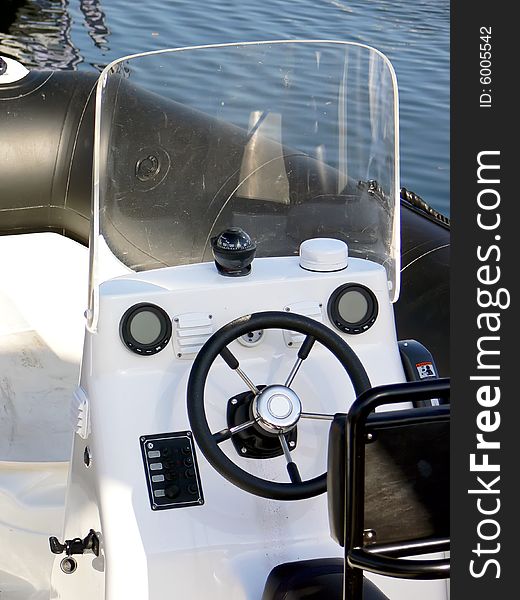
(0, 70), (98, 241)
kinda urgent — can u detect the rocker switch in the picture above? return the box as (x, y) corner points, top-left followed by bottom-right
(140, 431), (204, 510)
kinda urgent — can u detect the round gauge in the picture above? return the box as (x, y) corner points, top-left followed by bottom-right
(327, 283), (378, 335)
(120, 303), (172, 355)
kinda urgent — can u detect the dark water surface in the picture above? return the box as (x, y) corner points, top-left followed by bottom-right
(0, 0), (449, 215)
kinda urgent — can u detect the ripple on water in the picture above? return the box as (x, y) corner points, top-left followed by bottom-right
(0, 0), (449, 215)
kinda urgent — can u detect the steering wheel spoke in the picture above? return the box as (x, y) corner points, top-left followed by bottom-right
(213, 419), (257, 444)
(284, 334), (316, 387)
(279, 434), (302, 484)
(300, 411), (334, 421)
(220, 346), (259, 395)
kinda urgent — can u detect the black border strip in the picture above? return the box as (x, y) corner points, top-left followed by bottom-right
(452, 4), (515, 596)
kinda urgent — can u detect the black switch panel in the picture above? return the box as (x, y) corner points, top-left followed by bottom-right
(140, 431), (204, 510)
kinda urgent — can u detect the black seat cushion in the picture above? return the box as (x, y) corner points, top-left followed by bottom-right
(262, 559), (389, 600)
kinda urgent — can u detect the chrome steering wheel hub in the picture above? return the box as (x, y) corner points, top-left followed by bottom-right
(252, 385), (302, 433)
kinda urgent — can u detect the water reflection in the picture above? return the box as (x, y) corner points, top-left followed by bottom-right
(79, 0), (109, 51)
(0, 0), (449, 215)
(0, 0), (108, 70)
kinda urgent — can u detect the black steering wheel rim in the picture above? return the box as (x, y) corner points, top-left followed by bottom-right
(187, 311), (371, 500)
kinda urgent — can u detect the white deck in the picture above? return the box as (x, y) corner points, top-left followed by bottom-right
(0, 233), (89, 598)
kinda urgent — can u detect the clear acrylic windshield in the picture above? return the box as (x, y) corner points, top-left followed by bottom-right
(90, 41), (399, 329)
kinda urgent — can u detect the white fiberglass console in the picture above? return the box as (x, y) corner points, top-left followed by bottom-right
(54, 249), (415, 600)
(49, 42), (447, 600)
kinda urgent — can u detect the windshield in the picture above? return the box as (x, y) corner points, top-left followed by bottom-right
(89, 41), (399, 330)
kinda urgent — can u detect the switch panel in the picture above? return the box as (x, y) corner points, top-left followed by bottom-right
(140, 431), (204, 510)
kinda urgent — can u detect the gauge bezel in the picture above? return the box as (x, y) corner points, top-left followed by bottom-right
(120, 303), (172, 355)
(327, 283), (378, 335)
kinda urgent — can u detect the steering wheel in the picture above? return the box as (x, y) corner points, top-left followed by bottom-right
(187, 311), (371, 500)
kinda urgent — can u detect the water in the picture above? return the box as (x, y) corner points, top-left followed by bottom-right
(0, 0), (449, 216)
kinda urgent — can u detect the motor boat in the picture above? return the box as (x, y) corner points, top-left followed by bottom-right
(0, 41), (450, 600)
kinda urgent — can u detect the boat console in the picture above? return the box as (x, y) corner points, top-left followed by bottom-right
(54, 238), (449, 600)
(0, 42), (450, 600)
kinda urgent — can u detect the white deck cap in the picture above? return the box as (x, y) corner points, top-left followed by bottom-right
(299, 238), (348, 272)
(0, 56), (29, 84)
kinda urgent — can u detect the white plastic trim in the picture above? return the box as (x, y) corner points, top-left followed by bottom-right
(72, 386), (91, 439)
(0, 56), (29, 84)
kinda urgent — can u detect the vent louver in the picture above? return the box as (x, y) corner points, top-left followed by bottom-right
(283, 301), (323, 347)
(173, 313), (214, 358)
